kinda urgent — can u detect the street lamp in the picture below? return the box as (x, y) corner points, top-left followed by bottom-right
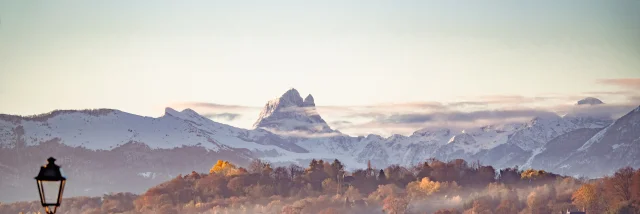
(35, 157), (66, 214)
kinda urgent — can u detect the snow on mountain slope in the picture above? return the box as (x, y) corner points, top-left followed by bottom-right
(253, 88), (333, 134)
(473, 143), (531, 169)
(461, 114), (580, 169)
(410, 127), (454, 144)
(529, 128), (603, 171)
(564, 116), (613, 129)
(346, 128), (455, 167)
(507, 114), (578, 151)
(0, 108), (307, 158)
(554, 105), (640, 177)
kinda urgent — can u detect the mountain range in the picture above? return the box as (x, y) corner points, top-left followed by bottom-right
(1, 89), (639, 202)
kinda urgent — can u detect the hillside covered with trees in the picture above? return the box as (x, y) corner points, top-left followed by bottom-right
(2, 158), (640, 214)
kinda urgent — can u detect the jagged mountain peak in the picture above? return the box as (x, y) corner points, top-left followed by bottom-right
(576, 97), (604, 105)
(253, 89), (333, 134)
(280, 88), (304, 106)
(303, 94), (315, 107)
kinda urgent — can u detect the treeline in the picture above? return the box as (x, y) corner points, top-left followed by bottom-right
(2, 158), (640, 214)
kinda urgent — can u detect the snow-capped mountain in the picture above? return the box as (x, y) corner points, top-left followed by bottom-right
(253, 88), (334, 134)
(1, 89), (639, 202)
(553, 106), (640, 177)
(0, 107), (307, 153)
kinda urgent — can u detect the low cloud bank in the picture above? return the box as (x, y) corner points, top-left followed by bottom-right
(170, 90), (640, 137)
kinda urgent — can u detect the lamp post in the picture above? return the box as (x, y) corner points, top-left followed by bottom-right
(35, 157), (66, 214)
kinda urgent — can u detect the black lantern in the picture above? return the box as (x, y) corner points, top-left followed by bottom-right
(35, 157), (66, 214)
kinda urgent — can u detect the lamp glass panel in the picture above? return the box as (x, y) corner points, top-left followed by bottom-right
(46, 205), (56, 213)
(40, 180), (61, 205)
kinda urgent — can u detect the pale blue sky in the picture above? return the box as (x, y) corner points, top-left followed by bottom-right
(1, 1), (639, 135)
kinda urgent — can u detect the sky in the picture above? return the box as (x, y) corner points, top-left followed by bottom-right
(1, 1), (639, 136)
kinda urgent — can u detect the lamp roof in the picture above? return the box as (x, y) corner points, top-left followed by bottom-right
(35, 157), (66, 181)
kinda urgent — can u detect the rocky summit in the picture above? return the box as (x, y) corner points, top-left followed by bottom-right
(253, 88), (334, 134)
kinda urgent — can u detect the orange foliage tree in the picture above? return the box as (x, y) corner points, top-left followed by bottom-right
(210, 160), (243, 176)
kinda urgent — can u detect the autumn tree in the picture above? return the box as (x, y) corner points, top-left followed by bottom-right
(325, 159), (345, 180)
(306, 160), (331, 191)
(322, 178), (339, 194)
(227, 176), (247, 196)
(385, 165), (416, 187)
(282, 205), (303, 214)
(246, 183), (275, 198)
(407, 177), (440, 198)
(607, 200), (640, 214)
(194, 173), (228, 198)
(632, 169), (640, 201)
(157, 204), (178, 214)
(495, 199), (519, 214)
(344, 186), (363, 200)
(369, 184), (403, 201)
(309, 159), (320, 170)
(572, 183), (600, 213)
(406, 177), (460, 199)
(527, 190), (552, 214)
(101, 193), (137, 213)
(351, 168), (379, 194)
(319, 207), (341, 214)
(604, 167), (635, 206)
(414, 162), (433, 179)
(484, 182), (517, 201)
(210, 160), (241, 176)
(273, 166), (293, 195)
(249, 159), (273, 176)
(289, 164), (305, 181)
(521, 169), (557, 185)
(498, 167), (521, 185)
(475, 165), (496, 187)
(382, 195), (409, 214)
(433, 209), (461, 214)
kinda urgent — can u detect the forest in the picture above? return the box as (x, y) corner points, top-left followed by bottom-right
(2, 158), (640, 214)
